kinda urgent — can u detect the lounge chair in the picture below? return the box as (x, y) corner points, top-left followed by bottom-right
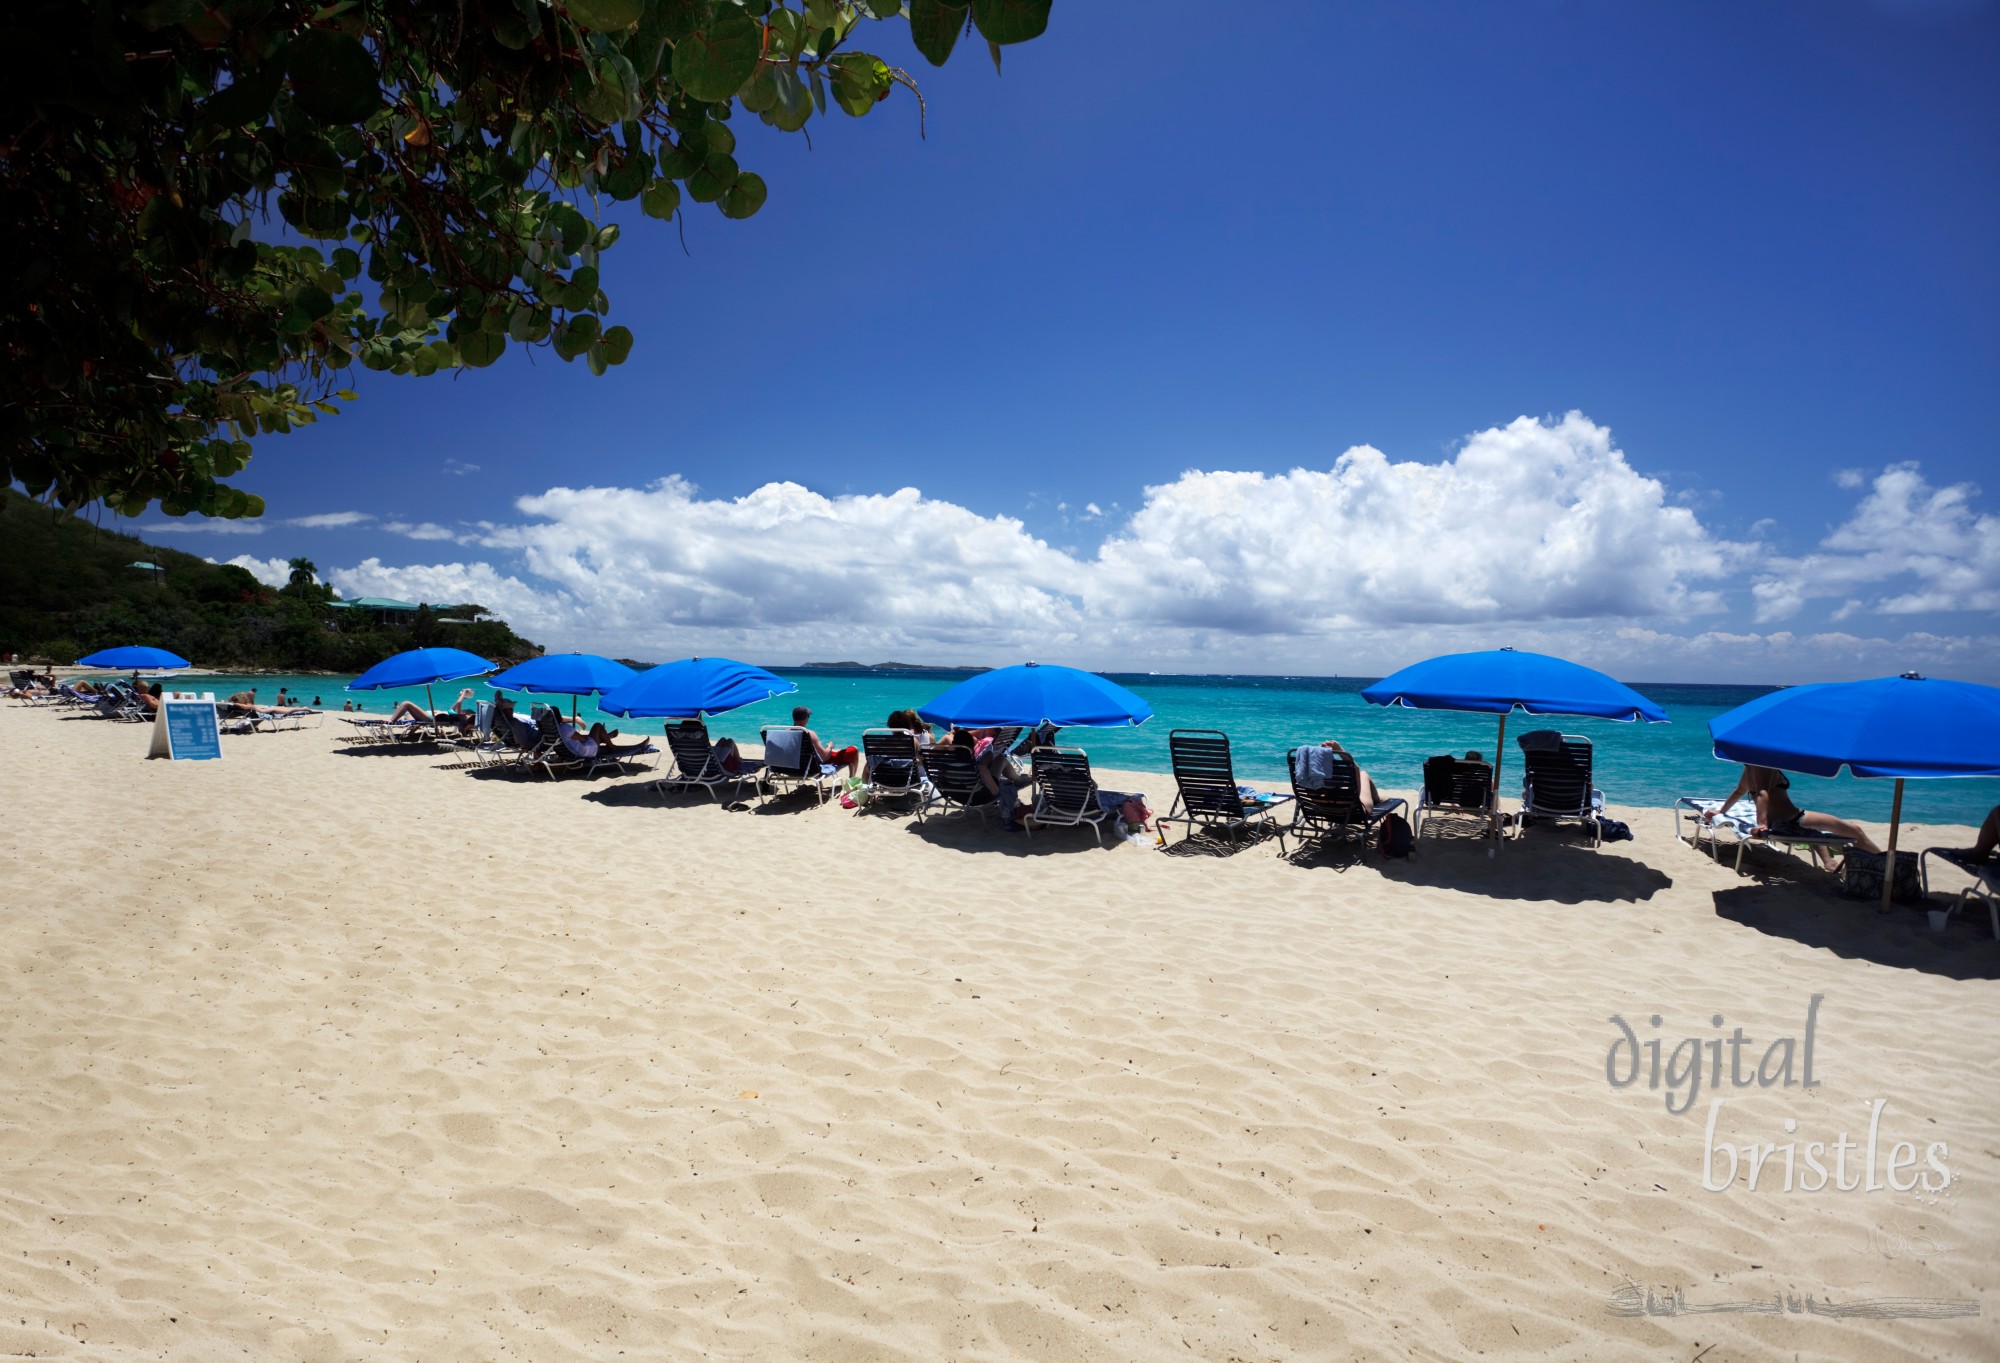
(1288, 746), (1406, 850)
(917, 743), (1000, 824)
(1026, 746), (1112, 845)
(760, 726), (838, 806)
(1166, 729), (1291, 849)
(658, 721), (765, 802)
(1919, 848), (1999, 939)
(1517, 731), (1604, 846)
(1413, 755), (1494, 839)
(526, 710), (593, 779)
(1671, 796), (1855, 874)
(860, 728), (926, 809)
(94, 688), (149, 722)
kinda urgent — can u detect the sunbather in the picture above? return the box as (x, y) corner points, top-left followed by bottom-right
(957, 727), (1033, 829)
(387, 699), (435, 723)
(1950, 804), (1999, 863)
(1705, 764), (1880, 868)
(887, 708), (934, 747)
(670, 718), (746, 772)
(1316, 740), (1386, 808)
(221, 688), (259, 718)
(792, 706), (860, 779)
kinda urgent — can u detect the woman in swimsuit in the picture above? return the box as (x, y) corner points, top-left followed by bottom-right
(1707, 764), (1879, 868)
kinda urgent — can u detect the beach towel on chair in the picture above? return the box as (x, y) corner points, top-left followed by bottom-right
(763, 728), (804, 771)
(1291, 746), (1337, 790)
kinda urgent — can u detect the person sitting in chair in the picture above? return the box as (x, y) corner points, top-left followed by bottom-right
(792, 706), (860, 779)
(886, 708), (935, 747)
(1706, 764), (1880, 869)
(1318, 739), (1387, 809)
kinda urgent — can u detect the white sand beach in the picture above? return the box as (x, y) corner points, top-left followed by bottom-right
(1, 703), (1995, 1361)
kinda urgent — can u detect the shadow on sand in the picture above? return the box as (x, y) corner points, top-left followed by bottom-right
(1712, 882), (2000, 981)
(902, 809), (1124, 857)
(1381, 827), (1676, 904)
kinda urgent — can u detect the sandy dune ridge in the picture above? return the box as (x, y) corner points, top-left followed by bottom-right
(1, 702), (1994, 1361)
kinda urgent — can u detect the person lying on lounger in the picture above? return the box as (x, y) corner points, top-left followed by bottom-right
(948, 727), (1034, 830)
(220, 688), (259, 718)
(1705, 764), (1880, 868)
(1317, 739), (1387, 809)
(674, 718), (746, 772)
(1950, 805), (1999, 863)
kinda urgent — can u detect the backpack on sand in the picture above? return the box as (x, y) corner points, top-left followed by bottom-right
(1377, 811), (1414, 859)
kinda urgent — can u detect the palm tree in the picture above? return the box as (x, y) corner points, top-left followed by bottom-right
(286, 556), (318, 598)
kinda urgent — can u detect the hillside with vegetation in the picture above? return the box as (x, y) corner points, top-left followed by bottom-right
(0, 495), (541, 671)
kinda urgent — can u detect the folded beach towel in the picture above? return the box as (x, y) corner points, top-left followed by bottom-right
(1291, 745), (1337, 790)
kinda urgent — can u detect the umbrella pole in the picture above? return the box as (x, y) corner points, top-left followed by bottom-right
(1881, 777), (1905, 914)
(1492, 712), (1508, 847)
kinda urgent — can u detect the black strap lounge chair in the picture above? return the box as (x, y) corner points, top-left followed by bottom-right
(917, 743), (999, 824)
(1518, 732), (1603, 846)
(526, 709), (592, 779)
(1288, 747), (1406, 849)
(1167, 729), (1290, 850)
(1413, 755), (1494, 839)
(860, 729), (925, 809)
(1920, 848), (1999, 939)
(759, 726), (838, 806)
(1027, 747), (1111, 845)
(658, 721), (764, 802)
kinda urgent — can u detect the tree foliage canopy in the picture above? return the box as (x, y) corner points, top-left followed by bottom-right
(0, 0), (1050, 520)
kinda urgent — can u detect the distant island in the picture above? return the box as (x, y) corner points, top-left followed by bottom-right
(800, 660), (990, 673)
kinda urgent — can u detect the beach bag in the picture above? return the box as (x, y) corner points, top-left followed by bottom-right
(1120, 796), (1152, 830)
(1840, 850), (1923, 905)
(1377, 812), (1414, 859)
(1596, 816), (1633, 843)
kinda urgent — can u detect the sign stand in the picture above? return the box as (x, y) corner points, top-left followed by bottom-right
(149, 692), (223, 760)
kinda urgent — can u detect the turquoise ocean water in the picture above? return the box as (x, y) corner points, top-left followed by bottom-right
(163, 667), (1999, 828)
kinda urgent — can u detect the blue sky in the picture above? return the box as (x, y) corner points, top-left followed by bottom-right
(139, 0), (2000, 680)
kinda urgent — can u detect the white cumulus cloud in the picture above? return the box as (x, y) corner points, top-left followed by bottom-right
(217, 555), (293, 588)
(310, 414), (1770, 671)
(1752, 463), (2000, 622)
(1087, 413), (1744, 633)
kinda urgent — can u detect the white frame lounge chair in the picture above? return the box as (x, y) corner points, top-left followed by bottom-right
(1025, 746), (1111, 845)
(1672, 796), (1855, 873)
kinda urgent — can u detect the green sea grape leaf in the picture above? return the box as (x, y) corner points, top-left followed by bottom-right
(971, 0), (1049, 45)
(671, 7), (762, 103)
(907, 0), (967, 66)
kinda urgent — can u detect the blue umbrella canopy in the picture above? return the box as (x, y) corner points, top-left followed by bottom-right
(76, 646), (190, 670)
(1361, 648), (1668, 722)
(1361, 648), (1666, 847)
(917, 663), (1154, 729)
(347, 647), (496, 691)
(1708, 673), (2000, 910)
(488, 653), (637, 696)
(1709, 673), (2000, 779)
(597, 657), (797, 719)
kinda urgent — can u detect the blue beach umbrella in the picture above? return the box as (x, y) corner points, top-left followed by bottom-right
(1362, 648), (1669, 843)
(76, 645), (190, 671)
(348, 646), (496, 717)
(489, 652), (638, 720)
(1709, 672), (2000, 909)
(598, 657), (797, 720)
(917, 662), (1154, 729)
